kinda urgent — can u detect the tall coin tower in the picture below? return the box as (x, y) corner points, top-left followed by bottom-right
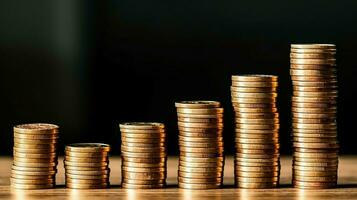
(290, 44), (339, 189)
(231, 75), (280, 189)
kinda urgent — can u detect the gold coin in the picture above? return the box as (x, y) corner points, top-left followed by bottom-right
(232, 103), (276, 108)
(292, 112), (336, 119)
(292, 91), (338, 98)
(13, 143), (57, 149)
(64, 151), (109, 158)
(121, 145), (166, 153)
(233, 107), (278, 113)
(290, 68), (336, 77)
(293, 161), (338, 167)
(234, 165), (280, 172)
(178, 182), (221, 189)
(292, 80), (338, 87)
(293, 86), (337, 92)
(293, 157), (338, 163)
(293, 181), (336, 189)
(119, 122), (165, 130)
(66, 182), (109, 189)
(178, 127), (223, 133)
(232, 75), (278, 82)
(66, 178), (108, 184)
(235, 137), (279, 144)
(178, 176), (222, 184)
(231, 97), (277, 104)
(121, 157), (166, 163)
(179, 131), (222, 138)
(64, 160), (109, 167)
(292, 136), (337, 142)
(235, 181), (277, 189)
(234, 171), (279, 178)
(10, 177), (54, 185)
(179, 135), (223, 142)
(121, 141), (165, 148)
(121, 171), (166, 180)
(294, 147), (339, 153)
(179, 160), (223, 168)
(65, 143), (110, 153)
(121, 166), (165, 173)
(121, 132), (166, 138)
(293, 142), (339, 149)
(12, 169), (56, 176)
(235, 123), (279, 130)
(292, 165), (338, 171)
(122, 161), (166, 168)
(64, 165), (108, 171)
(177, 122), (223, 128)
(293, 152), (338, 158)
(122, 182), (164, 189)
(179, 146), (223, 153)
(231, 81), (278, 88)
(121, 151), (167, 158)
(236, 148), (279, 154)
(11, 165), (56, 172)
(179, 166), (223, 173)
(13, 151), (57, 159)
(178, 117), (223, 123)
(13, 138), (57, 144)
(122, 178), (165, 185)
(175, 101), (220, 108)
(230, 86), (277, 93)
(13, 157), (57, 163)
(235, 157), (279, 163)
(235, 143), (279, 150)
(291, 44), (336, 49)
(235, 153), (279, 159)
(291, 102), (336, 108)
(179, 141), (224, 148)
(291, 64), (336, 70)
(14, 123), (59, 134)
(236, 132), (279, 139)
(234, 112), (278, 119)
(231, 92), (277, 99)
(121, 137), (166, 144)
(13, 132), (59, 140)
(290, 53), (335, 59)
(64, 156), (109, 163)
(176, 108), (223, 115)
(234, 161), (279, 167)
(290, 58), (335, 65)
(179, 156), (224, 163)
(235, 118), (279, 124)
(119, 128), (165, 134)
(235, 176), (279, 182)
(179, 152), (223, 158)
(65, 173), (109, 180)
(292, 122), (337, 129)
(292, 132), (337, 138)
(11, 182), (54, 189)
(13, 161), (57, 168)
(66, 169), (110, 176)
(293, 175), (337, 182)
(291, 75), (337, 82)
(177, 113), (223, 119)
(293, 170), (337, 177)
(178, 171), (223, 178)
(290, 47), (336, 53)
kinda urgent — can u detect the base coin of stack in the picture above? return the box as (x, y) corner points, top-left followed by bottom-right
(11, 123), (59, 189)
(119, 122), (167, 189)
(64, 143), (110, 189)
(175, 101), (224, 190)
(231, 75), (280, 189)
(290, 44), (339, 189)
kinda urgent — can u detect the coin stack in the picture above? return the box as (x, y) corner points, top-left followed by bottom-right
(175, 101), (224, 190)
(290, 44), (339, 189)
(119, 122), (167, 189)
(231, 75), (280, 189)
(11, 123), (59, 190)
(64, 143), (111, 189)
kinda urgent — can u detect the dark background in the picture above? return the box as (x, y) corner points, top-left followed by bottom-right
(1, 0), (356, 155)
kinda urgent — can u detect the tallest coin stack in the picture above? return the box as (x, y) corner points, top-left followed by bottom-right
(290, 44), (339, 189)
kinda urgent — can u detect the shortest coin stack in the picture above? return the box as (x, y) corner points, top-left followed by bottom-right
(119, 122), (167, 189)
(231, 75), (281, 189)
(64, 143), (111, 189)
(175, 101), (224, 190)
(11, 123), (59, 190)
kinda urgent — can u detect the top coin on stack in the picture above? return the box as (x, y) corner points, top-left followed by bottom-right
(290, 44), (339, 189)
(231, 75), (280, 189)
(11, 123), (59, 190)
(64, 143), (111, 189)
(119, 122), (167, 189)
(175, 101), (224, 190)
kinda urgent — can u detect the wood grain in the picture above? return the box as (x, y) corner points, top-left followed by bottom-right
(0, 156), (356, 199)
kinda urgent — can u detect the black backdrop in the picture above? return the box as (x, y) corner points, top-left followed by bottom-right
(1, 0), (357, 155)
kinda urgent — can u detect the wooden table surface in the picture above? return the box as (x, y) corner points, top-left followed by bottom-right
(0, 156), (356, 199)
